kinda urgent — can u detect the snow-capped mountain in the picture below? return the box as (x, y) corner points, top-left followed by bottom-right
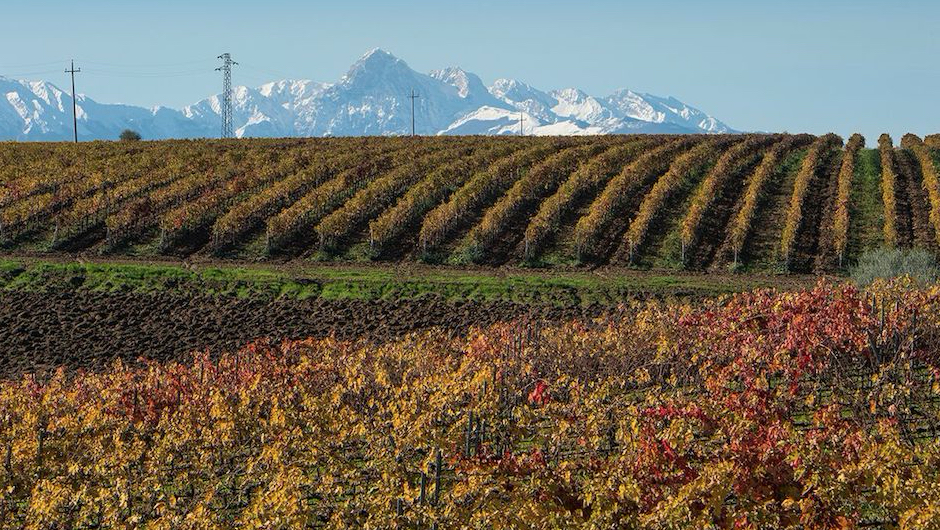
(0, 48), (734, 141)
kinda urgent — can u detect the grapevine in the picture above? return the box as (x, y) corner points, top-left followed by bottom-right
(1, 281), (939, 528)
(725, 134), (816, 265)
(779, 133), (842, 265)
(831, 133), (865, 266)
(879, 133), (899, 247)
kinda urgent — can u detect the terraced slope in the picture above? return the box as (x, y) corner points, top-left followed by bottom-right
(1, 134), (937, 272)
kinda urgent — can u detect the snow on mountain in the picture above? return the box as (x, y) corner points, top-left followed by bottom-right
(441, 106), (529, 136)
(488, 78), (559, 124)
(605, 90), (733, 133)
(0, 77), (75, 140)
(485, 81), (733, 135)
(298, 48), (489, 136)
(550, 88), (613, 125)
(429, 67), (497, 105)
(0, 49), (734, 140)
(0, 76), (208, 140)
(441, 106), (603, 136)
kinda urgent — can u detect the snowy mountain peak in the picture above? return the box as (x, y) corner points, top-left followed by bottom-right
(337, 50), (424, 100)
(360, 47), (396, 61)
(552, 88), (590, 101)
(489, 79), (548, 102)
(549, 88), (610, 125)
(0, 48), (735, 140)
(259, 79), (328, 99)
(430, 67), (481, 99)
(345, 48), (407, 77)
(487, 79), (559, 125)
(604, 90), (732, 133)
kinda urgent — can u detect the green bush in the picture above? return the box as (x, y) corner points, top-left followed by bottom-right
(119, 129), (142, 142)
(850, 247), (940, 286)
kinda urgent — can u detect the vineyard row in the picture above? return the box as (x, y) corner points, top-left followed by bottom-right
(1, 134), (938, 271)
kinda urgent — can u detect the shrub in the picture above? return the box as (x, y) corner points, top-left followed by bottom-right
(850, 247), (940, 286)
(119, 129), (142, 141)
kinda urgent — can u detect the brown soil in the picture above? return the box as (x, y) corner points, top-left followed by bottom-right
(743, 149), (806, 269)
(0, 290), (608, 379)
(785, 145), (838, 272)
(813, 150), (844, 271)
(685, 155), (763, 269)
(891, 149), (915, 248)
(896, 149), (937, 251)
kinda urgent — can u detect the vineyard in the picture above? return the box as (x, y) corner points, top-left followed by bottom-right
(3, 280), (940, 528)
(2, 134), (939, 272)
(5, 135), (940, 528)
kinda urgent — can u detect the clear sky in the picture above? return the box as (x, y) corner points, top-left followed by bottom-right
(1, 0), (937, 141)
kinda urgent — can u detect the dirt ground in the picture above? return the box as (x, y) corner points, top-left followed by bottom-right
(0, 289), (610, 378)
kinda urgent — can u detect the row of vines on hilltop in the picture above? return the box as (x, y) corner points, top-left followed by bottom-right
(104, 146), (251, 246)
(879, 134), (900, 247)
(779, 133), (843, 266)
(4, 281), (940, 527)
(571, 136), (704, 261)
(724, 134), (815, 265)
(901, 134), (940, 244)
(1, 142), (187, 242)
(831, 133), (865, 266)
(521, 137), (657, 261)
(1, 134), (939, 269)
(417, 139), (571, 253)
(678, 134), (782, 264)
(457, 140), (618, 262)
(622, 135), (738, 262)
(368, 140), (525, 254)
(263, 140), (447, 252)
(210, 139), (412, 249)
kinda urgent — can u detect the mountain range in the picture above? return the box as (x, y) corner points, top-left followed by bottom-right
(0, 48), (735, 141)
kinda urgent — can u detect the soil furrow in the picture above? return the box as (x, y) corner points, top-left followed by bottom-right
(0, 290), (610, 379)
(896, 148), (937, 251)
(685, 155), (763, 269)
(890, 148), (915, 247)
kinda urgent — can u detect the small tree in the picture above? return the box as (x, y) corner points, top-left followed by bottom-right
(119, 129), (142, 142)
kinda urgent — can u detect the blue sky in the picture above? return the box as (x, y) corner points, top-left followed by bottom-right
(1, 0), (937, 141)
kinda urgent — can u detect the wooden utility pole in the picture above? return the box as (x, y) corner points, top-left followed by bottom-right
(408, 89), (420, 136)
(65, 60), (81, 143)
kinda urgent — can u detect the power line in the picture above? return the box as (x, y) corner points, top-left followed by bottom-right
(0, 60), (69, 69)
(238, 63), (305, 81)
(0, 69), (63, 78)
(82, 68), (214, 78)
(65, 60), (81, 143)
(1, 58), (215, 76)
(216, 53), (238, 139)
(80, 58), (216, 68)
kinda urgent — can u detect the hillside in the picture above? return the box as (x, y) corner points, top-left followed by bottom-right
(1, 133), (939, 272)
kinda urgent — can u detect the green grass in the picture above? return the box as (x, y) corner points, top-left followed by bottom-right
(846, 148), (885, 264)
(0, 257), (815, 307)
(643, 163), (715, 270)
(739, 148), (808, 272)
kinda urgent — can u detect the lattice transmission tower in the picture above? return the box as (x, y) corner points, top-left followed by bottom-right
(216, 53), (238, 138)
